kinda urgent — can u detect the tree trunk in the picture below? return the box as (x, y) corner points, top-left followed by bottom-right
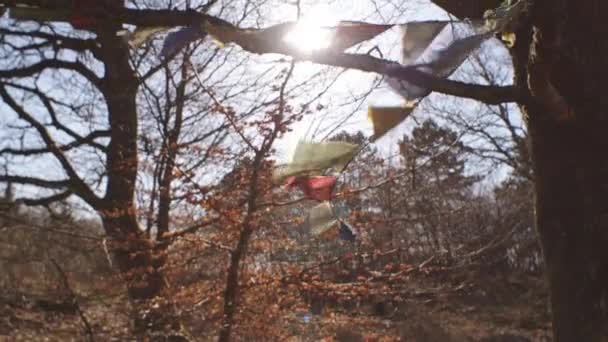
(95, 6), (184, 339)
(528, 108), (608, 341)
(96, 15), (165, 301)
(157, 59), (187, 242)
(525, 1), (608, 340)
(424, 0), (608, 339)
(218, 226), (254, 342)
(102, 215), (164, 300)
(218, 156), (269, 342)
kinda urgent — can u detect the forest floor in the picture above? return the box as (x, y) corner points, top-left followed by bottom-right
(0, 265), (551, 341)
(291, 265), (552, 341)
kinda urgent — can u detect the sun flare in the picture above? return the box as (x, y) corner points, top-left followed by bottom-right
(283, 21), (334, 51)
(283, 8), (340, 52)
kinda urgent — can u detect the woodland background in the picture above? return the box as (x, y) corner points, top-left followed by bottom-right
(0, 0), (550, 341)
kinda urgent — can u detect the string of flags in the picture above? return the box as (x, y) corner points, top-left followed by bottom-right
(273, 140), (361, 241)
(271, 2), (525, 241)
(4, 1), (526, 242)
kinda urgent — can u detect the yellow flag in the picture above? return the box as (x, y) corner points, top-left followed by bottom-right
(368, 105), (415, 140)
(126, 26), (169, 47)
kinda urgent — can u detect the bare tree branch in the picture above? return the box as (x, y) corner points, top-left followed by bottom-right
(0, 129), (109, 156)
(0, 59), (103, 88)
(0, 85), (101, 207)
(19, 190), (73, 206)
(0, 4), (522, 104)
(0, 174), (70, 189)
(2, 82), (109, 151)
(0, 27), (101, 55)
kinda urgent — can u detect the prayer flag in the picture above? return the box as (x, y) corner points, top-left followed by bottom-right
(385, 1), (526, 103)
(387, 21), (492, 102)
(308, 201), (338, 237)
(273, 141), (359, 183)
(285, 176), (337, 201)
(125, 26), (169, 47)
(160, 26), (206, 59)
(329, 21), (393, 51)
(368, 105), (415, 140)
(339, 221), (357, 242)
(400, 21), (447, 65)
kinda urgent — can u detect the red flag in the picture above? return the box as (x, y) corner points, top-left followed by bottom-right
(301, 176), (337, 201)
(284, 176), (337, 201)
(284, 176), (299, 188)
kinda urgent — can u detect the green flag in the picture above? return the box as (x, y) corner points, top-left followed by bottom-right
(273, 140), (359, 183)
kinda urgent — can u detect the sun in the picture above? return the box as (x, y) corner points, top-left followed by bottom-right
(283, 20), (334, 51)
(283, 7), (340, 52)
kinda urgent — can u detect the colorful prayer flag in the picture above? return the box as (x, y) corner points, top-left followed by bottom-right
(273, 141), (359, 183)
(368, 105), (415, 140)
(339, 221), (357, 242)
(285, 176), (337, 201)
(400, 21), (447, 65)
(425, 30), (493, 79)
(329, 21), (393, 51)
(125, 26), (169, 47)
(160, 26), (206, 59)
(386, 5), (524, 103)
(308, 201), (338, 237)
(387, 21), (492, 102)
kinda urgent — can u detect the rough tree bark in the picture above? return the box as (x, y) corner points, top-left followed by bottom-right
(525, 1), (608, 340)
(432, 0), (608, 340)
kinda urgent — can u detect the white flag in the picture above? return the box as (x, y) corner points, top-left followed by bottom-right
(386, 0), (526, 103)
